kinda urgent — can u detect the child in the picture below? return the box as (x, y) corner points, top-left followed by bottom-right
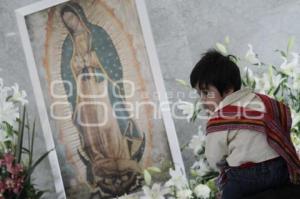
(189, 49), (300, 199)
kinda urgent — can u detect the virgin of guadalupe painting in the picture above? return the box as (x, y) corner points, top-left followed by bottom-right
(24, 0), (175, 198)
(58, 2), (145, 197)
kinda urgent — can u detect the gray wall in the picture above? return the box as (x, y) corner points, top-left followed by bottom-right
(1, 0), (300, 197)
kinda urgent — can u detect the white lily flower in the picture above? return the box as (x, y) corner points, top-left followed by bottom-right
(291, 109), (300, 129)
(197, 124), (205, 136)
(224, 36), (230, 45)
(0, 79), (20, 130)
(255, 69), (283, 94)
(293, 64), (300, 77)
(177, 189), (193, 199)
(292, 76), (300, 91)
(246, 67), (254, 78)
(0, 127), (14, 144)
(245, 44), (260, 65)
(165, 168), (187, 190)
(260, 73), (271, 91)
(177, 100), (195, 121)
(280, 52), (299, 76)
(253, 76), (264, 94)
(0, 128), (6, 141)
(193, 184), (211, 199)
(292, 64), (300, 79)
(141, 183), (168, 199)
(188, 135), (205, 155)
(291, 63), (300, 91)
(0, 98), (18, 127)
(271, 74), (284, 88)
(118, 194), (139, 199)
(176, 79), (190, 87)
(216, 43), (227, 55)
(191, 159), (212, 177)
(10, 83), (28, 105)
(243, 67), (255, 83)
(0, 78), (11, 101)
(279, 57), (289, 73)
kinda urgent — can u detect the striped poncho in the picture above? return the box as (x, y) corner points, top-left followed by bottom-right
(206, 93), (300, 185)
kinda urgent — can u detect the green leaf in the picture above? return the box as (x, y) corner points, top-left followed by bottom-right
(4, 140), (13, 151)
(147, 167), (161, 173)
(224, 36), (230, 45)
(245, 68), (250, 85)
(268, 65), (274, 83)
(143, 169), (152, 186)
(3, 121), (13, 137)
(287, 36), (295, 55)
(29, 118), (36, 168)
(216, 43), (227, 55)
(26, 109), (30, 153)
(242, 79), (247, 87)
(180, 141), (189, 151)
(190, 100), (201, 123)
(175, 79), (190, 87)
(275, 49), (287, 58)
(22, 147), (30, 154)
(273, 84), (281, 97)
(25, 149), (54, 182)
(16, 106), (26, 163)
(206, 178), (218, 193)
(190, 169), (198, 177)
(252, 79), (256, 90)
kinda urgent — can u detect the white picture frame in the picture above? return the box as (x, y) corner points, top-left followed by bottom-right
(15, 0), (186, 198)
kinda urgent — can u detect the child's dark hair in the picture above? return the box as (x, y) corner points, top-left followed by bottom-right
(190, 49), (241, 96)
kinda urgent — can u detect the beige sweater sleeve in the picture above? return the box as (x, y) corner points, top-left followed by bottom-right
(205, 131), (228, 171)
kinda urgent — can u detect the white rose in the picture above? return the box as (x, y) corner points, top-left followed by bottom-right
(177, 189), (193, 199)
(193, 184), (211, 199)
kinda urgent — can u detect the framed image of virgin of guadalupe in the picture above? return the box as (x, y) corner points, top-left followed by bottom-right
(16, 0), (185, 198)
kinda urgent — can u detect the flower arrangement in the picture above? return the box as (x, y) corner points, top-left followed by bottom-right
(0, 152), (25, 198)
(176, 37), (300, 198)
(0, 79), (52, 199)
(119, 37), (300, 199)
